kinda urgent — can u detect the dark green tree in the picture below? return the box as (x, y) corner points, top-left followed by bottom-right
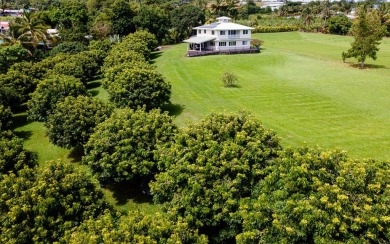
(83, 108), (177, 184)
(27, 75), (87, 122)
(170, 5), (205, 41)
(342, 6), (387, 67)
(150, 112), (281, 243)
(0, 160), (110, 243)
(46, 96), (113, 149)
(107, 67), (171, 109)
(101, 50), (146, 74)
(110, 0), (135, 36)
(49, 41), (88, 56)
(0, 44), (30, 74)
(0, 105), (12, 131)
(133, 4), (169, 44)
(326, 14), (352, 35)
(238, 147), (390, 243)
(0, 131), (37, 175)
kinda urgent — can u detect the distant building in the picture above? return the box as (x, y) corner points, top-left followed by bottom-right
(183, 17), (259, 57)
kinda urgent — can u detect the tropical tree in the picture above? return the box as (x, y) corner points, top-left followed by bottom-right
(11, 11), (50, 53)
(150, 112), (281, 243)
(83, 108), (177, 185)
(46, 96), (113, 149)
(237, 147), (390, 243)
(27, 74), (88, 122)
(342, 5), (387, 67)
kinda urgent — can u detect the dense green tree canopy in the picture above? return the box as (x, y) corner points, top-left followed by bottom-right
(49, 41), (89, 56)
(170, 5), (205, 41)
(0, 44), (30, 74)
(0, 131), (37, 175)
(83, 108), (177, 184)
(0, 105), (12, 131)
(106, 66), (171, 109)
(27, 74), (88, 122)
(342, 6), (387, 67)
(110, 0), (135, 36)
(150, 112), (281, 243)
(46, 96), (113, 149)
(101, 49), (146, 74)
(65, 210), (208, 243)
(238, 147), (390, 243)
(326, 14), (352, 35)
(0, 161), (110, 243)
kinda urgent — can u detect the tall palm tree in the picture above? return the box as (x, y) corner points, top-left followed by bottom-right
(12, 10), (50, 53)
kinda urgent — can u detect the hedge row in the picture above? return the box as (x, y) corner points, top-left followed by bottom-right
(253, 25), (299, 33)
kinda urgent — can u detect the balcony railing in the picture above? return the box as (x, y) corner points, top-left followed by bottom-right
(187, 47), (260, 57)
(228, 35), (240, 39)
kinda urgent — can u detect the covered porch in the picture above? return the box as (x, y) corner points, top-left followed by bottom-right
(183, 36), (216, 52)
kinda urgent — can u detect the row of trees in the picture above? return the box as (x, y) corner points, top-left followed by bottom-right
(1, 109), (389, 243)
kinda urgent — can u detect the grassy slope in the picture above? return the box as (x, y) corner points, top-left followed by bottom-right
(155, 32), (390, 160)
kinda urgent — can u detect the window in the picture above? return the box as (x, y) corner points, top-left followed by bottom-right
(229, 41), (236, 46)
(212, 30), (215, 35)
(220, 31), (225, 35)
(228, 30), (237, 35)
(210, 41), (215, 46)
(198, 30), (201, 34)
(243, 30), (248, 35)
(242, 41), (247, 45)
(219, 42), (226, 46)
(204, 30), (206, 34)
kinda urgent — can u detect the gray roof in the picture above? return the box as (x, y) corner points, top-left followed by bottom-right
(183, 35), (216, 44)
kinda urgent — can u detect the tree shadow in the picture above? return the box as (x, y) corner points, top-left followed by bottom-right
(14, 130), (33, 140)
(67, 146), (84, 163)
(11, 113), (31, 129)
(149, 51), (163, 64)
(162, 103), (185, 116)
(86, 80), (102, 89)
(348, 63), (387, 69)
(105, 179), (153, 206)
(90, 90), (99, 97)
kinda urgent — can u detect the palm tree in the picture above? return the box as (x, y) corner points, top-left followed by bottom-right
(12, 10), (50, 53)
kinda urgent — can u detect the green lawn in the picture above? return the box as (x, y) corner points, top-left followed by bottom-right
(154, 32), (390, 160)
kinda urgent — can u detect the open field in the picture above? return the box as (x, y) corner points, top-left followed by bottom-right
(155, 32), (390, 160)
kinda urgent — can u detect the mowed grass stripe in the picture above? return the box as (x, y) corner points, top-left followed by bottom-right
(155, 32), (390, 160)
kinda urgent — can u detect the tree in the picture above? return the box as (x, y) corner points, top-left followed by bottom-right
(342, 6), (387, 67)
(0, 131), (37, 175)
(27, 75), (88, 122)
(0, 44), (30, 74)
(110, 0), (135, 36)
(326, 14), (352, 35)
(237, 147), (390, 243)
(150, 112), (281, 243)
(0, 160), (110, 243)
(0, 105), (12, 131)
(49, 41), (88, 56)
(170, 5), (205, 41)
(133, 4), (169, 44)
(106, 67), (171, 109)
(11, 11), (50, 53)
(101, 50), (146, 74)
(83, 108), (177, 185)
(65, 210), (208, 243)
(46, 96), (113, 149)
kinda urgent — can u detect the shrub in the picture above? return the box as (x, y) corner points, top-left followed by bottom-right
(221, 71), (238, 87)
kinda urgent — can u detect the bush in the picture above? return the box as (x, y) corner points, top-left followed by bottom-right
(0, 105), (12, 131)
(221, 71), (238, 87)
(27, 75), (88, 122)
(253, 25), (299, 33)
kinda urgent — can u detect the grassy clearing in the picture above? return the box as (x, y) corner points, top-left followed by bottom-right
(154, 32), (390, 160)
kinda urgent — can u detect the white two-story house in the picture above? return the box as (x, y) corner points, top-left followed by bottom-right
(184, 16), (257, 56)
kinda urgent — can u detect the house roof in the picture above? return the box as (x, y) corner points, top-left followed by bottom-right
(183, 35), (216, 44)
(194, 22), (254, 31)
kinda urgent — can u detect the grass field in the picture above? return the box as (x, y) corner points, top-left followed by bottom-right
(154, 32), (390, 160)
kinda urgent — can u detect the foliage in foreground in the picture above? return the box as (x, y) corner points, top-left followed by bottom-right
(151, 112), (281, 242)
(66, 210), (208, 243)
(46, 96), (113, 149)
(83, 108), (177, 185)
(0, 161), (110, 243)
(238, 147), (390, 243)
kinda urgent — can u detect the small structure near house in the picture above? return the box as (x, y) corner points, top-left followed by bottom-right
(0, 21), (9, 35)
(183, 16), (259, 57)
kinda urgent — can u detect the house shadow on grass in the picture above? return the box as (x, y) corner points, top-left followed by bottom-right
(105, 179), (153, 206)
(67, 146), (84, 163)
(162, 103), (184, 117)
